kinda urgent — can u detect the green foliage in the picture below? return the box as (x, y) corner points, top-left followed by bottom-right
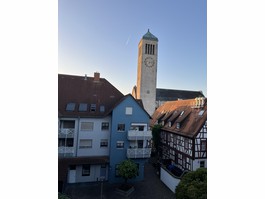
(58, 192), (71, 199)
(117, 159), (138, 184)
(151, 124), (162, 153)
(175, 168), (207, 199)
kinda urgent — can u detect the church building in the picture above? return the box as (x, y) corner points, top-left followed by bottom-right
(132, 29), (204, 116)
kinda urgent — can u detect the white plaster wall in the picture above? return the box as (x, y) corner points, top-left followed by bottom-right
(160, 167), (180, 193)
(77, 117), (111, 157)
(192, 159), (207, 171)
(75, 165), (101, 183)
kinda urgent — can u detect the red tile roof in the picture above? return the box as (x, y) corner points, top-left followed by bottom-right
(58, 73), (124, 118)
(150, 98), (207, 138)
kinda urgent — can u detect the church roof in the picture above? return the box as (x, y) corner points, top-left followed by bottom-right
(142, 29), (158, 41)
(156, 88), (204, 101)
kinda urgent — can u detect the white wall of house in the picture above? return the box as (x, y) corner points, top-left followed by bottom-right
(160, 167), (180, 193)
(74, 165), (100, 182)
(193, 159), (207, 171)
(77, 117), (111, 157)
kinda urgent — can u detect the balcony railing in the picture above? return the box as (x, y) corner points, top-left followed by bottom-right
(58, 146), (75, 157)
(127, 148), (151, 159)
(127, 130), (152, 140)
(58, 128), (75, 138)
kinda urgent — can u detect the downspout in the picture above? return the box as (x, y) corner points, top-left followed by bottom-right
(75, 117), (80, 157)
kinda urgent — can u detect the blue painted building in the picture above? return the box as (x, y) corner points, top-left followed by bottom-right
(109, 94), (152, 183)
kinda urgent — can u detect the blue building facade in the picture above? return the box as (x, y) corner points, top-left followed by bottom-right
(109, 94), (152, 183)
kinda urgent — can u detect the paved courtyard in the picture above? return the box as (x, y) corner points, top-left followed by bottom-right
(64, 160), (175, 199)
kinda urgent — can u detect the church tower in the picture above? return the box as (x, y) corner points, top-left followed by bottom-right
(134, 29), (158, 116)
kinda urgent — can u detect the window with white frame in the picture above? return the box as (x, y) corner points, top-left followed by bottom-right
(79, 139), (92, 148)
(82, 164), (90, 176)
(125, 107), (133, 115)
(116, 141), (124, 149)
(100, 139), (108, 147)
(101, 122), (109, 130)
(80, 122), (94, 131)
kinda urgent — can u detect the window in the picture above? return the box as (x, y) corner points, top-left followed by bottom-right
(117, 123), (125, 132)
(184, 138), (189, 149)
(101, 122), (109, 130)
(198, 110), (205, 116)
(90, 104), (96, 112)
(66, 103), (75, 111)
(79, 103), (88, 112)
(180, 111), (184, 116)
(61, 120), (75, 128)
(58, 138), (73, 147)
(79, 139), (92, 148)
(125, 107), (133, 115)
(176, 122), (180, 129)
(201, 140), (207, 151)
(100, 105), (105, 112)
(137, 140), (143, 148)
(82, 164), (90, 176)
(116, 141), (124, 149)
(200, 161), (205, 168)
(115, 164), (120, 177)
(130, 124), (146, 131)
(100, 139), (108, 147)
(81, 122), (93, 131)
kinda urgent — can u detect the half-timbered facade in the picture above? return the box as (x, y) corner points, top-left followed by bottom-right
(151, 97), (207, 173)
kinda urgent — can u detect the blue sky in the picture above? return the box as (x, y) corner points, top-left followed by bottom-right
(58, 0), (207, 96)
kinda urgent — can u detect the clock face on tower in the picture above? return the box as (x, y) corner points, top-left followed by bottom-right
(144, 57), (154, 67)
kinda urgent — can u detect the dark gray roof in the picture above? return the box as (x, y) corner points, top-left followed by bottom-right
(156, 88), (204, 101)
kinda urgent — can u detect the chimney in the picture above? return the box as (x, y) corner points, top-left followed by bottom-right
(94, 72), (100, 82)
(84, 74), (87, 80)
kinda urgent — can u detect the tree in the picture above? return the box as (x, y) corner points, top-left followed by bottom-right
(151, 124), (162, 154)
(117, 159), (138, 184)
(175, 168), (207, 199)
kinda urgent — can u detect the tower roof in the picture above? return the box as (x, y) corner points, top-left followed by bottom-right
(142, 29), (158, 41)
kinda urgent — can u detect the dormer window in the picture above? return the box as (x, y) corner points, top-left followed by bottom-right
(66, 103), (76, 111)
(198, 110), (204, 116)
(100, 105), (105, 112)
(180, 111), (184, 116)
(176, 122), (180, 129)
(79, 103), (88, 112)
(168, 122), (171, 127)
(90, 104), (96, 112)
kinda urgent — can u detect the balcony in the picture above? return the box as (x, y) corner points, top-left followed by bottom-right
(127, 148), (151, 159)
(127, 130), (152, 140)
(58, 147), (75, 157)
(58, 128), (75, 138)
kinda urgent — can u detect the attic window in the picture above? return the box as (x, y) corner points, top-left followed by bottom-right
(180, 111), (184, 116)
(198, 110), (205, 116)
(90, 104), (96, 112)
(100, 105), (105, 112)
(79, 103), (88, 112)
(176, 122), (180, 129)
(66, 103), (76, 111)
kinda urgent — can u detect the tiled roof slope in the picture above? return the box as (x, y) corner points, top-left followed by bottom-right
(150, 98), (207, 138)
(58, 73), (124, 117)
(156, 88), (204, 101)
